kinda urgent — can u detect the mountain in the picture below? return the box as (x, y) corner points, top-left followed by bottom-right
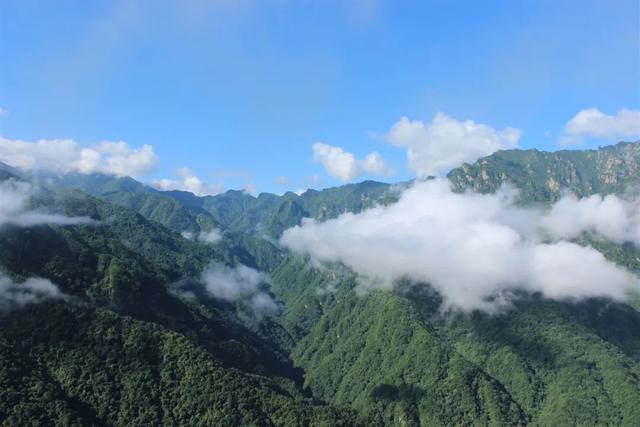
(448, 141), (640, 202)
(0, 142), (639, 425)
(59, 175), (396, 239)
(0, 190), (364, 425)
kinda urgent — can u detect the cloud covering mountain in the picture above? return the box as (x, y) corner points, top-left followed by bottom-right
(200, 262), (278, 315)
(0, 272), (65, 309)
(0, 180), (94, 227)
(281, 179), (640, 312)
(153, 167), (225, 196)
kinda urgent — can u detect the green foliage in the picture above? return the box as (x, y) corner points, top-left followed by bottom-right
(57, 174), (395, 239)
(447, 141), (640, 202)
(0, 142), (639, 425)
(0, 304), (362, 426)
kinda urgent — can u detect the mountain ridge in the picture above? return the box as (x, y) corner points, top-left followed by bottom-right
(0, 141), (638, 425)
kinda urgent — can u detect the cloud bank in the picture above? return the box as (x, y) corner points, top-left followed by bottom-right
(0, 180), (94, 227)
(153, 167), (224, 196)
(560, 108), (640, 146)
(281, 179), (640, 312)
(313, 142), (393, 182)
(0, 272), (65, 309)
(386, 113), (521, 177)
(200, 262), (278, 315)
(0, 136), (158, 177)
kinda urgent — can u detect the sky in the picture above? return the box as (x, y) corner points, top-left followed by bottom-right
(1, 0), (639, 195)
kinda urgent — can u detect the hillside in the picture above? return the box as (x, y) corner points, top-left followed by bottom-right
(448, 141), (640, 201)
(0, 187), (364, 425)
(0, 142), (638, 425)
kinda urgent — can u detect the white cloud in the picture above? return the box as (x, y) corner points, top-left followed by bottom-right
(0, 180), (94, 227)
(560, 108), (640, 146)
(385, 113), (521, 177)
(180, 231), (195, 240)
(155, 168), (257, 196)
(0, 272), (66, 309)
(281, 179), (639, 312)
(200, 262), (278, 315)
(0, 136), (158, 177)
(182, 228), (223, 244)
(541, 193), (640, 246)
(199, 229), (223, 244)
(312, 142), (394, 182)
(153, 167), (224, 196)
(0, 107), (8, 117)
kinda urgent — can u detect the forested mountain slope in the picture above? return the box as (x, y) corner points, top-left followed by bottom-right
(0, 184), (363, 425)
(448, 141), (639, 201)
(0, 142), (638, 426)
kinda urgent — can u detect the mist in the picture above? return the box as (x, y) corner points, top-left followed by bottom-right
(200, 262), (279, 316)
(0, 179), (94, 227)
(0, 272), (65, 309)
(181, 228), (223, 244)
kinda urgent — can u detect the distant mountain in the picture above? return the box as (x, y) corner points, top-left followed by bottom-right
(58, 173), (395, 239)
(448, 141), (640, 201)
(0, 142), (638, 425)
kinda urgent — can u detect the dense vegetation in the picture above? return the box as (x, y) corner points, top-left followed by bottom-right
(0, 142), (638, 425)
(447, 141), (640, 202)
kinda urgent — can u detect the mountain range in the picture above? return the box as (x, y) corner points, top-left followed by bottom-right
(0, 141), (639, 426)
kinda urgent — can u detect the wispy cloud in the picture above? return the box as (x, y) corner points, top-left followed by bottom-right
(243, 182), (257, 195)
(273, 176), (291, 186)
(200, 262), (278, 316)
(0, 272), (66, 309)
(281, 179), (639, 312)
(0, 180), (94, 227)
(153, 167), (224, 196)
(181, 228), (223, 244)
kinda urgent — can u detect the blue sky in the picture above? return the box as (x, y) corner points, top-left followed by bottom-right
(1, 0), (639, 194)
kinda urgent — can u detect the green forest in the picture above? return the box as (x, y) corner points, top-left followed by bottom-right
(0, 142), (639, 426)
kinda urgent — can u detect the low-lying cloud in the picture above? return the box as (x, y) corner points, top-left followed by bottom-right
(541, 193), (640, 246)
(181, 228), (223, 244)
(0, 272), (66, 309)
(0, 180), (94, 227)
(0, 136), (158, 177)
(200, 262), (278, 315)
(153, 167), (224, 196)
(385, 113), (521, 177)
(280, 179), (640, 312)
